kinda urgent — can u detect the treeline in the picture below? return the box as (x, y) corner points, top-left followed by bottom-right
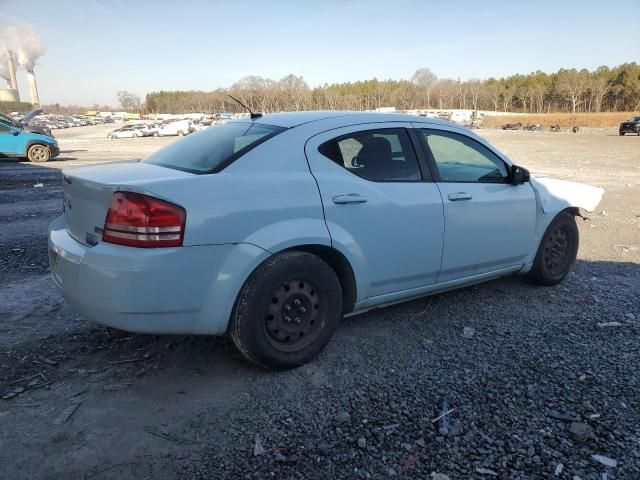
(0, 100), (36, 113)
(145, 63), (640, 115)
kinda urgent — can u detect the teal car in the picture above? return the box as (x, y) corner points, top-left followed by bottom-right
(0, 116), (59, 162)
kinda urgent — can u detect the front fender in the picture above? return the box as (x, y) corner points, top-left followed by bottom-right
(523, 176), (604, 269)
(530, 176), (604, 213)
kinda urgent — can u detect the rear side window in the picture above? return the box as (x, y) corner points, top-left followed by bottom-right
(143, 122), (285, 173)
(318, 128), (421, 182)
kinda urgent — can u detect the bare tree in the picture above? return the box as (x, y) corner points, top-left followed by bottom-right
(556, 68), (589, 113)
(410, 68), (437, 108)
(116, 91), (141, 111)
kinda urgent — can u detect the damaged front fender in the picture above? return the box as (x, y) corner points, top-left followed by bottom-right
(529, 175), (604, 213)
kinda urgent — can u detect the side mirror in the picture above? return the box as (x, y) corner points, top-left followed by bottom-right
(11, 128), (21, 136)
(510, 165), (530, 185)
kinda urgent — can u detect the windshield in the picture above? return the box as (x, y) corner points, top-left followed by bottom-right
(143, 122), (285, 173)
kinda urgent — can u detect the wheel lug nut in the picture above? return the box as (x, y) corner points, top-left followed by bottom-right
(299, 306), (306, 313)
(285, 316), (292, 323)
(284, 305), (291, 312)
(294, 317), (301, 324)
(294, 299), (301, 306)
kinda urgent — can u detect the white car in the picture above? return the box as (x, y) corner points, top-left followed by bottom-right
(157, 119), (191, 137)
(107, 125), (149, 139)
(49, 111), (603, 369)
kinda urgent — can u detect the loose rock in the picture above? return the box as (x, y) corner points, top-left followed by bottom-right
(569, 422), (594, 442)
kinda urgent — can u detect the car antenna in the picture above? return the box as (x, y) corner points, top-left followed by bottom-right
(228, 95), (262, 119)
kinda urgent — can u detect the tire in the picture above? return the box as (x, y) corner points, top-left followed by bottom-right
(27, 144), (51, 163)
(230, 251), (343, 370)
(153, 132), (159, 137)
(619, 132), (624, 136)
(527, 211), (579, 286)
(177, 131), (184, 136)
(133, 133), (139, 138)
(108, 134), (116, 139)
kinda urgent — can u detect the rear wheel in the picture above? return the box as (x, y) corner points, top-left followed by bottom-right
(527, 211), (579, 285)
(27, 144), (50, 163)
(230, 251), (343, 370)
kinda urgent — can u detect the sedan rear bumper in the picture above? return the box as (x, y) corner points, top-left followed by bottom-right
(48, 215), (269, 335)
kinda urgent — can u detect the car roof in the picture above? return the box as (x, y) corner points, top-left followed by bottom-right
(234, 110), (454, 129)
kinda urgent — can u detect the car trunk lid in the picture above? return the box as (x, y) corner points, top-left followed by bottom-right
(62, 161), (193, 246)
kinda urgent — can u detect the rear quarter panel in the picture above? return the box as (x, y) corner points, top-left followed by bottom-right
(128, 129), (331, 252)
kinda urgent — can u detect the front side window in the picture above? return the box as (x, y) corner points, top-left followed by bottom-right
(143, 122), (284, 173)
(421, 130), (508, 183)
(318, 128), (421, 182)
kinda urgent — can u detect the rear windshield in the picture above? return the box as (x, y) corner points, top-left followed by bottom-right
(143, 122), (285, 173)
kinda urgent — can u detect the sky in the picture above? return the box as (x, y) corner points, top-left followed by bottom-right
(1, 0), (639, 107)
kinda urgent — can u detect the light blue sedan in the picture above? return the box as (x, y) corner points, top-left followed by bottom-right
(48, 111), (603, 369)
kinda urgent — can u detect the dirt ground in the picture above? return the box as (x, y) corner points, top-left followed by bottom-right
(0, 124), (639, 479)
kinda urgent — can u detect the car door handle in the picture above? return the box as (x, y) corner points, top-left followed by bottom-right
(447, 192), (472, 201)
(333, 194), (368, 205)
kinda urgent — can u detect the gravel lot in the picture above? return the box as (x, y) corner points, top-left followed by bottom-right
(1, 124), (639, 479)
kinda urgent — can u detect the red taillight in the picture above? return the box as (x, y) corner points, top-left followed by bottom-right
(102, 192), (186, 248)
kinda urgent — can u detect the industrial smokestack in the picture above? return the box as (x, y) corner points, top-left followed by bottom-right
(26, 69), (39, 105)
(7, 50), (18, 91)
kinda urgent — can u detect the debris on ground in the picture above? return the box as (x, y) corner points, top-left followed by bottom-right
(53, 401), (82, 425)
(253, 434), (266, 456)
(462, 327), (475, 338)
(591, 454), (617, 468)
(597, 322), (622, 328)
(476, 467), (499, 476)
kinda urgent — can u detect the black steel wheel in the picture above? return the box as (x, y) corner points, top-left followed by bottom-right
(542, 225), (572, 276)
(264, 278), (327, 353)
(230, 251), (342, 369)
(528, 211), (579, 285)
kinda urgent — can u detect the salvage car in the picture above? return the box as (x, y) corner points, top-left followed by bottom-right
(48, 111), (604, 369)
(502, 122), (522, 130)
(107, 125), (149, 139)
(619, 116), (640, 135)
(157, 119), (191, 136)
(0, 119), (59, 162)
(1, 109), (52, 136)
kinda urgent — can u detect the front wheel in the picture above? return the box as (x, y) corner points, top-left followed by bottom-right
(230, 251), (343, 370)
(527, 211), (579, 285)
(27, 144), (51, 163)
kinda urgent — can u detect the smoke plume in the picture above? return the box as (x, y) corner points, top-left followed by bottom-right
(1, 24), (45, 72)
